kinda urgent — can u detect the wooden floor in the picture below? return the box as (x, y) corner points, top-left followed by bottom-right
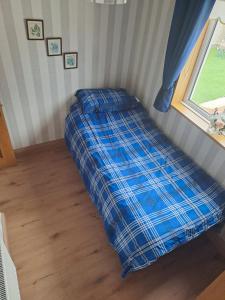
(0, 140), (224, 300)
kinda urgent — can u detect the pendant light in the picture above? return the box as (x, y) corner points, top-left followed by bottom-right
(90, 0), (127, 4)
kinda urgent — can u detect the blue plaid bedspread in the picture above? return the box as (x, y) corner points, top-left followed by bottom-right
(65, 102), (225, 277)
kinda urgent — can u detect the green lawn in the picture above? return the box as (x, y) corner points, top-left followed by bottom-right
(191, 47), (225, 104)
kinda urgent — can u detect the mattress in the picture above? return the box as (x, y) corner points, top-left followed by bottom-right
(65, 101), (225, 277)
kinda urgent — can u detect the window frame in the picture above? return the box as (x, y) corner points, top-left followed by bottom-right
(183, 19), (220, 121)
(171, 19), (225, 148)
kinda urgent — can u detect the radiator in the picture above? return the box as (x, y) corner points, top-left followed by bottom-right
(0, 240), (21, 300)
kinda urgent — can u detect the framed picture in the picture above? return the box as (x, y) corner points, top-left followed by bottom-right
(46, 38), (62, 56)
(63, 52), (78, 69)
(25, 19), (44, 40)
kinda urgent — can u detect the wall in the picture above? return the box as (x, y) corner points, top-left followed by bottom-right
(0, 0), (142, 148)
(0, 0), (225, 236)
(1, 0), (225, 189)
(123, 0), (225, 239)
(123, 0), (225, 190)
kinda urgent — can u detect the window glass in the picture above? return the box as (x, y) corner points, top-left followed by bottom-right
(190, 20), (225, 116)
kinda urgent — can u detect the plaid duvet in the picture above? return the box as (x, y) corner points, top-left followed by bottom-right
(65, 102), (225, 277)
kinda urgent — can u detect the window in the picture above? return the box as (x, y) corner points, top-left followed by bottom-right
(171, 12), (225, 146)
(184, 19), (225, 120)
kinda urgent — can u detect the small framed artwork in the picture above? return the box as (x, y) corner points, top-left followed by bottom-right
(25, 19), (44, 40)
(63, 52), (78, 69)
(46, 38), (62, 56)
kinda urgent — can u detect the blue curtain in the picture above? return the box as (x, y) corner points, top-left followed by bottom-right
(154, 0), (216, 112)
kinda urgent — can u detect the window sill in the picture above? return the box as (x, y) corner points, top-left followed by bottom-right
(171, 101), (225, 149)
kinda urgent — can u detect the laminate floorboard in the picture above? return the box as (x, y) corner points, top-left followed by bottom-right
(0, 140), (224, 300)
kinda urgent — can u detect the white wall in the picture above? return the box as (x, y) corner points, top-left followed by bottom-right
(123, 0), (225, 240)
(121, 0), (225, 190)
(0, 0), (142, 148)
(0, 0), (224, 238)
(1, 0), (225, 188)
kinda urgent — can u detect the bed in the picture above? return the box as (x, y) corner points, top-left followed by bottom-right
(65, 91), (225, 277)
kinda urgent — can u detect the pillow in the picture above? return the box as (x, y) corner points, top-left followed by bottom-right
(75, 88), (138, 113)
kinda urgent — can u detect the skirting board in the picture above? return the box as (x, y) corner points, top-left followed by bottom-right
(15, 138), (64, 156)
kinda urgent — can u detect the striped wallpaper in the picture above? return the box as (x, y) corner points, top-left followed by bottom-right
(123, 0), (225, 240)
(124, 0), (225, 190)
(1, 0), (225, 189)
(0, 0), (225, 237)
(0, 0), (139, 148)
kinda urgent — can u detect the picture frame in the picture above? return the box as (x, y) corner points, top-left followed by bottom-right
(46, 38), (62, 56)
(63, 52), (78, 69)
(25, 19), (44, 40)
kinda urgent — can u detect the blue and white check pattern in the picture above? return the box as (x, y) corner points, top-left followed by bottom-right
(75, 88), (138, 113)
(65, 101), (225, 277)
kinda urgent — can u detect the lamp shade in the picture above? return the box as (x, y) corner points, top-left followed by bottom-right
(90, 0), (127, 4)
